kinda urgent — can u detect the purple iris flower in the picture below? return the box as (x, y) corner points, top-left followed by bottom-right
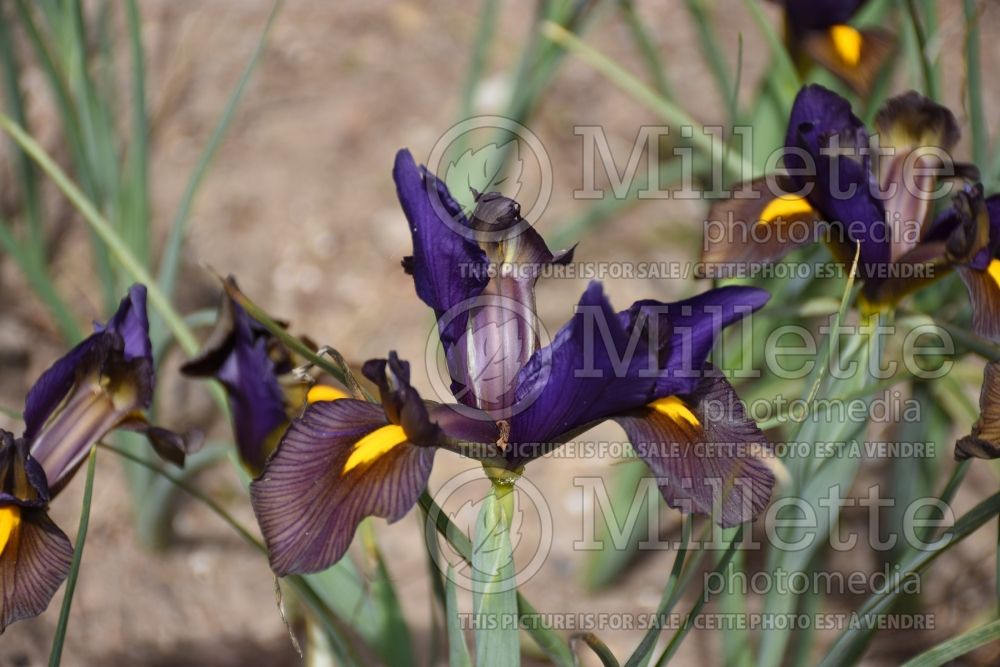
(250, 150), (777, 576)
(702, 85), (995, 306)
(778, 0), (894, 95)
(702, 85), (1000, 462)
(0, 285), (190, 632)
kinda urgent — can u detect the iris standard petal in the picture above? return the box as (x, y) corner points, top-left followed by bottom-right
(25, 284), (155, 444)
(394, 148), (489, 351)
(451, 192), (574, 413)
(27, 331), (154, 494)
(96, 284), (152, 364)
(22, 336), (103, 443)
(787, 85), (890, 275)
(250, 398), (435, 575)
(614, 370), (777, 526)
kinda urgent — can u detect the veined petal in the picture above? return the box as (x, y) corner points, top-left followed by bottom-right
(250, 399), (434, 575)
(0, 431), (71, 634)
(0, 509), (72, 634)
(802, 27), (895, 95)
(614, 370), (778, 526)
(28, 338), (151, 495)
(956, 361), (1000, 460)
(451, 192), (575, 414)
(956, 264), (1000, 343)
(699, 176), (822, 277)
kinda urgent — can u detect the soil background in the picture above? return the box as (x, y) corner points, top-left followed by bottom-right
(2, 1), (1000, 665)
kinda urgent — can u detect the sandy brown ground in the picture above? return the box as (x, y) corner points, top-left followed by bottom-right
(3, 0), (1000, 665)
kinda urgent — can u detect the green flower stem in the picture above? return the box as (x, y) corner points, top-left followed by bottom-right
(48, 446), (98, 667)
(419, 489), (574, 667)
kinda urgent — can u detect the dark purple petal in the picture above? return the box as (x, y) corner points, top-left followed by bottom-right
(394, 149), (489, 353)
(507, 282), (768, 458)
(925, 184), (996, 270)
(22, 335), (103, 442)
(0, 510), (73, 634)
(623, 286), (771, 397)
(614, 370), (777, 526)
(25, 285), (153, 441)
(250, 399), (434, 575)
(507, 283), (662, 456)
(785, 85), (890, 276)
(28, 338), (153, 495)
(182, 296), (288, 474)
(784, 0), (863, 35)
(363, 352), (444, 445)
(96, 284), (152, 364)
(427, 403), (499, 445)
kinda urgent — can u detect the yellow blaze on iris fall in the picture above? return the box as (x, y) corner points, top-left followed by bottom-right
(830, 24), (863, 67)
(307, 385), (350, 404)
(759, 195), (813, 226)
(0, 505), (21, 557)
(650, 396), (700, 429)
(343, 425), (408, 474)
(988, 259), (1000, 290)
